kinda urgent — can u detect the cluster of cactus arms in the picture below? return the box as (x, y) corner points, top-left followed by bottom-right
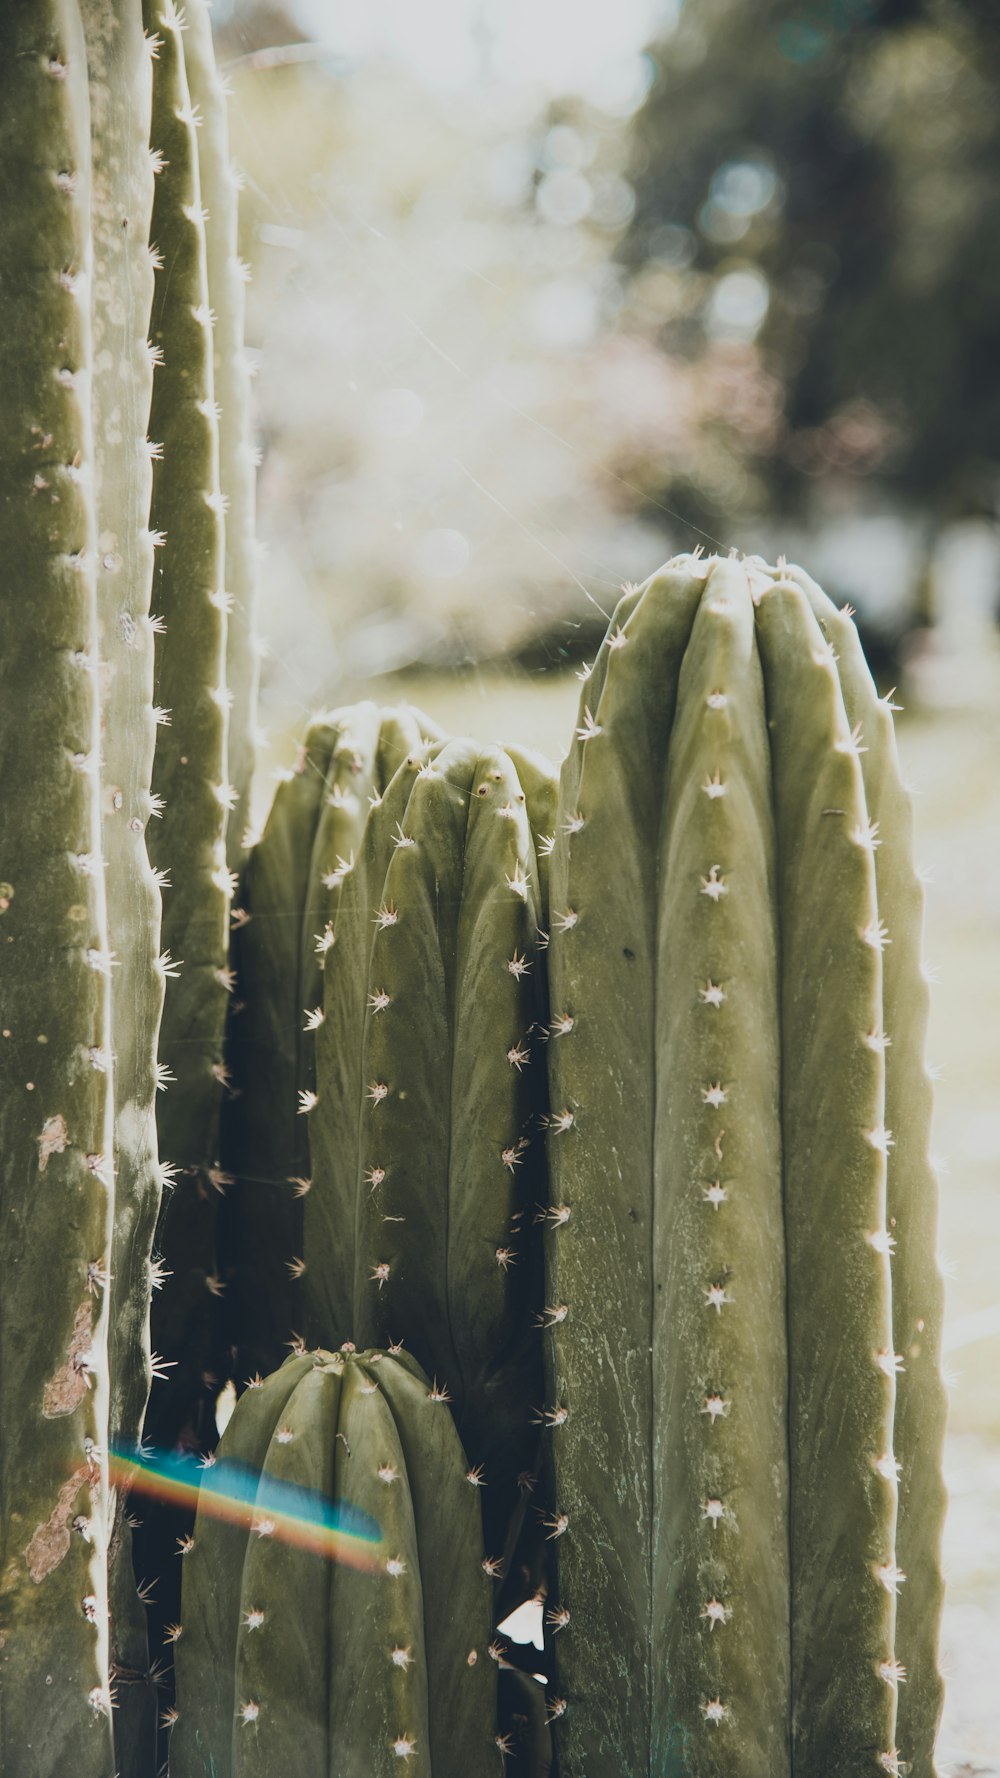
(0, 5), (948, 1778)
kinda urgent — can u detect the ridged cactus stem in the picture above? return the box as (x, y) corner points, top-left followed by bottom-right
(787, 567), (947, 1775)
(543, 562), (706, 1770)
(140, 0), (230, 1433)
(78, 2), (162, 1757)
(182, 0), (260, 870)
(754, 575), (898, 1774)
(651, 562), (789, 1768)
(171, 1350), (498, 1777)
(0, 3), (116, 1765)
(224, 715), (355, 1384)
(224, 705), (441, 1384)
(307, 738), (552, 1551)
(545, 556), (916, 1776)
(144, 0), (230, 1205)
(136, 0), (231, 1723)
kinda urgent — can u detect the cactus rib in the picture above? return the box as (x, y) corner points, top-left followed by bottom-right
(78, 2), (162, 1762)
(181, 0), (260, 872)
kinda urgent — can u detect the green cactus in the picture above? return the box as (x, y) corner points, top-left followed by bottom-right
(222, 703), (442, 1387)
(141, 0), (231, 1458)
(181, 0), (260, 873)
(542, 554), (946, 1777)
(783, 566), (948, 1776)
(78, 0), (162, 1761)
(0, 2), (953, 1767)
(131, 0), (259, 1739)
(305, 736), (555, 1553)
(0, 0), (259, 1767)
(0, 3), (118, 1766)
(170, 1347), (499, 1776)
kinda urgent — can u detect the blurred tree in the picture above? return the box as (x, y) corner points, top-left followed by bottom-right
(621, 0), (1000, 546)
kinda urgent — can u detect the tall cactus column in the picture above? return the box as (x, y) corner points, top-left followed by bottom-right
(82, 0), (160, 1534)
(133, 0), (234, 1726)
(542, 555), (939, 1777)
(542, 558), (789, 1772)
(786, 567), (947, 1777)
(0, 4), (117, 1769)
(182, 0), (260, 872)
(753, 572), (899, 1774)
(142, 0), (231, 1421)
(78, 3), (163, 1762)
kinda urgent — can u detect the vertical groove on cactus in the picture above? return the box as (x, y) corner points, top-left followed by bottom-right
(170, 1349), (498, 1778)
(181, 0), (260, 873)
(0, 3), (117, 1767)
(78, 2), (161, 1762)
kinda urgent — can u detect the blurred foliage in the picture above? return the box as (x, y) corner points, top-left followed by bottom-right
(218, 6), (669, 711)
(621, 0), (1000, 534)
(213, 0), (999, 712)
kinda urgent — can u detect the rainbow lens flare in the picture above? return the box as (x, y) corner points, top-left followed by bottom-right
(109, 1441), (383, 1571)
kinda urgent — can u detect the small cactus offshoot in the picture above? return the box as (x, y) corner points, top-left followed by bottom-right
(170, 1347), (498, 1777)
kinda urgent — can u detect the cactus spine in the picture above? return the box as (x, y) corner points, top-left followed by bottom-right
(543, 555), (945, 1776)
(170, 1348), (498, 1777)
(0, 4), (117, 1765)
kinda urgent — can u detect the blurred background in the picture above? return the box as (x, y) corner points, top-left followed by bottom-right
(214, 0), (999, 1765)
